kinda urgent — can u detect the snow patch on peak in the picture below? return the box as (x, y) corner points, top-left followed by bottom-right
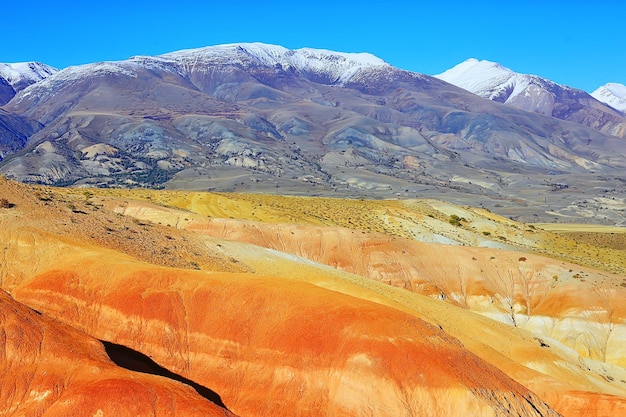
(438, 58), (513, 80)
(591, 83), (626, 113)
(435, 58), (520, 101)
(435, 58), (579, 107)
(604, 82), (626, 97)
(41, 62), (138, 84)
(16, 61), (139, 102)
(161, 42), (389, 84)
(0, 62), (58, 89)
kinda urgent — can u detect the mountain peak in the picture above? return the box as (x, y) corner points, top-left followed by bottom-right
(434, 58), (626, 135)
(591, 82), (626, 113)
(158, 42), (390, 84)
(435, 58), (518, 101)
(438, 58), (513, 77)
(0, 62), (58, 90)
(0, 61), (58, 105)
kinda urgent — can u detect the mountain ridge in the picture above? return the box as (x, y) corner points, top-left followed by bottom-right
(1, 44), (626, 223)
(0, 61), (58, 105)
(435, 58), (626, 138)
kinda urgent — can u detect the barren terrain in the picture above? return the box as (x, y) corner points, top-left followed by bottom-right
(2, 177), (626, 416)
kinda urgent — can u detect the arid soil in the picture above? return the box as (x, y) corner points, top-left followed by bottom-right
(3, 177), (626, 416)
(0, 290), (236, 417)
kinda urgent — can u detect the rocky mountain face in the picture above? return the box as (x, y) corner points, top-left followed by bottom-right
(0, 290), (236, 417)
(0, 63), (54, 159)
(592, 83), (626, 113)
(435, 58), (626, 138)
(0, 108), (41, 161)
(0, 77), (14, 105)
(0, 62), (57, 105)
(1, 44), (626, 223)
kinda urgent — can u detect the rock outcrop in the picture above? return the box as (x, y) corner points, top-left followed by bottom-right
(4, 242), (558, 417)
(0, 290), (235, 417)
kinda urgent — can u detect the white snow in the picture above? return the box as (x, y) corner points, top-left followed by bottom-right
(434, 58), (549, 102)
(0, 62), (58, 88)
(12, 43), (391, 104)
(160, 42), (389, 84)
(55, 62), (139, 81)
(434, 58), (585, 107)
(16, 61), (139, 101)
(436, 58), (514, 91)
(591, 83), (626, 113)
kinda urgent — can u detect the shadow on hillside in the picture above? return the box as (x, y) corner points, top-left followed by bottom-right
(102, 340), (228, 410)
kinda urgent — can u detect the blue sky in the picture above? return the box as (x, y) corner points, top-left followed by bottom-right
(4, 1), (624, 92)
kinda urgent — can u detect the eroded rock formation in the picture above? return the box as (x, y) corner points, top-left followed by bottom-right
(0, 290), (235, 417)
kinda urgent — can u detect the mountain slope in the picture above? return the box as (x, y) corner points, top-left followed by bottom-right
(0, 108), (41, 161)
(0, 62), (57, 105)
(435, 58), (626, 138)
(592, 83), (626, 113)
(0, 290), (236, 417)
(1, 44), (626, 223)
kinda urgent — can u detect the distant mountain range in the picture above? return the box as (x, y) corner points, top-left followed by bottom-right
(435, 58), (626, 138)
(1, 43), (626, 223)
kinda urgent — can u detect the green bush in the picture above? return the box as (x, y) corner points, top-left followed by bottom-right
(449, 214), (462, 227)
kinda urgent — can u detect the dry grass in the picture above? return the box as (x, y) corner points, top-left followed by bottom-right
(0, 178), (247, 272)
(49, 182), (626, 275)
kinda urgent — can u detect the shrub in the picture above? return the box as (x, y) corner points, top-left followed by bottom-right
(449, 214), (462, 227)
(0, 198), (12, 208)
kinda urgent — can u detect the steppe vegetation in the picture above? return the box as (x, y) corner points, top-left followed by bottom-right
(0, 197), (12, 208)
(64, 186), (626, 275)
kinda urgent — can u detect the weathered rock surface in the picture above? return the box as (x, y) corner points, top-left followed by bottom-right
(100, 187), (626, 417)
(0, 290), (235, 417)
(183, 216), (626, 368)
(0, 178), (560, 417)
(10, 256), (558, 417)
(4, 178), (626, 416)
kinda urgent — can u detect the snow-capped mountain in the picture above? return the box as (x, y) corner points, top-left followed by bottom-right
(14, 43), (392, 107)
(435, 58), (626, 138)
(159, 43), (390, 84)
(435, 58), (578, 111)
(435, 59), (532, 104)
(0, 62), (58, 90)
(592, 83), (626, 114)
(26, 43), (389, 93)
(3, 43), (626, 224)
(0, 62), (58, 105)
